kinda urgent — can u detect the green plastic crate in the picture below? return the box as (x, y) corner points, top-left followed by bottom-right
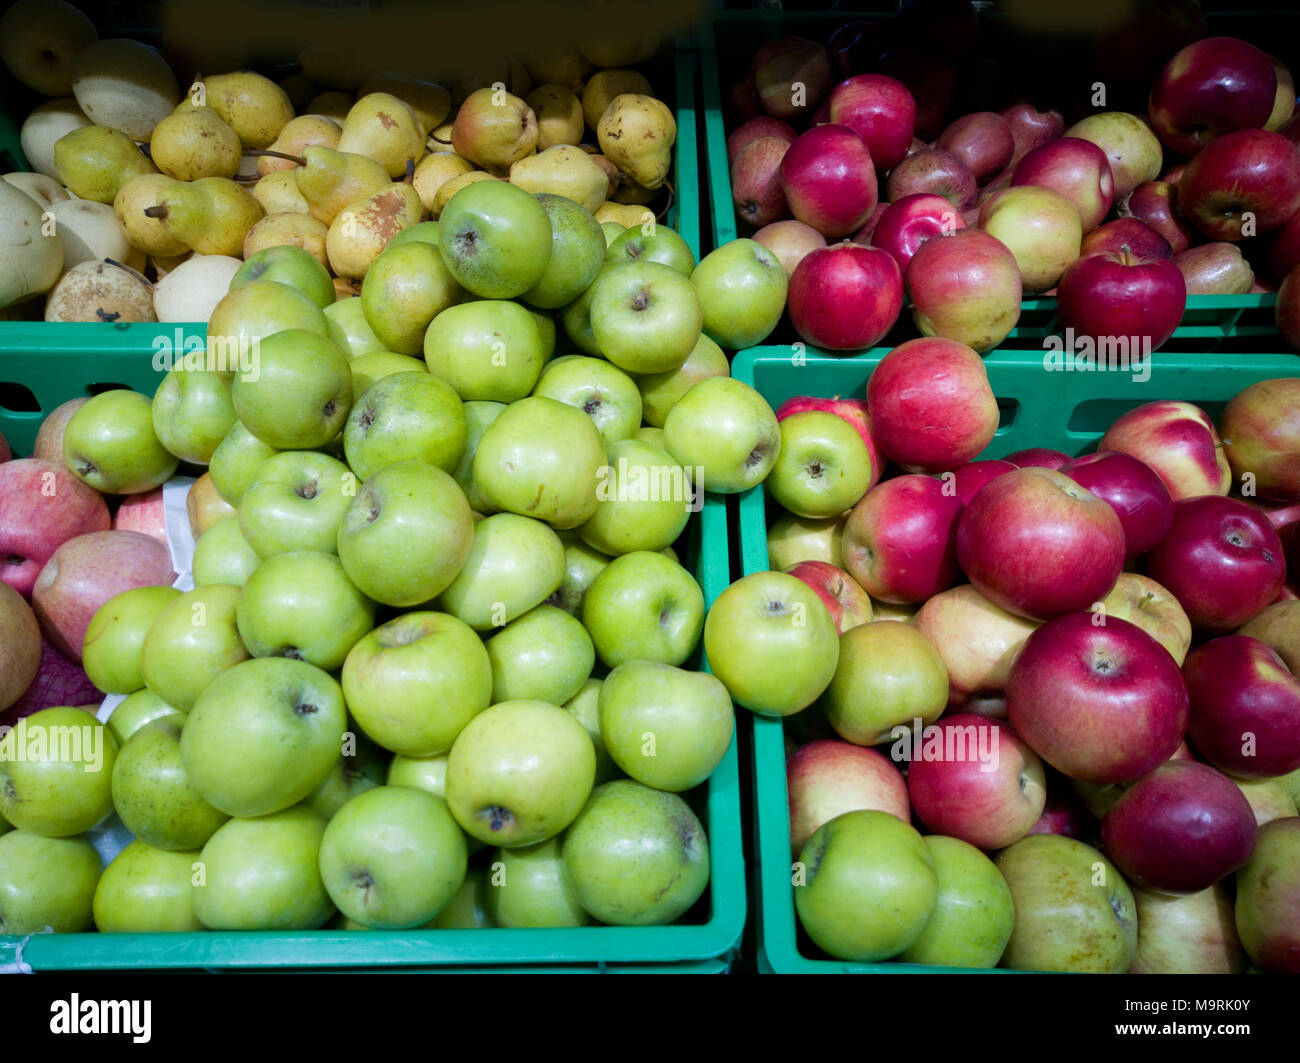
(731, 342), (1300, 974)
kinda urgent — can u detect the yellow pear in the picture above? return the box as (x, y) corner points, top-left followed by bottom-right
(336, 92), (426, 178)
(150, 104), (242, 181)
(412, 152), (474, 213)
(72, 38), (178, 142)
(144, 177), (264, 257)
(252, 169), (310, 214)
(429, 119), (454, 148)
(597, 94), (675, 191)
(53, 125), (156, 203)
(243, 212), (329, 266)
(527, 84), (585, 149)
(202, 71), (295, 149)
(613, 175), (657, 205)
(595, 201), (654, 228)
(431, 171), (495, 218)
(357, 73), (451, 137)
(509, 145), (606, 214)
(580, 36), (660, 69)
(295, 145), (391, 225)
(259, 115), (341, 176)
(524, 50), (593, 94)
(450, 87), (538, 174)
(581, 69), (652, 132)
(326, 182), (423, 280)
(307, 92), (355, 122)
(114, 173), (189, 256)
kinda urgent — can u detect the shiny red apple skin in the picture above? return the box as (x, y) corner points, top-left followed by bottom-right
(936, 111), (1015, 185)
(951, 459), (1016, 505)
(956, 467), (1126, 622)
(732, 136), (791, 229)
(827, 73), (916, 173)
(1099, 400), (1231, 501)
(726, 117), (798, 165)
(785, 561), (873, 635)
(1148, 36), (1277, 157)
(1003, 448), (1071, 470)
(1061, 450), (1175, 557)
(779, 125), (878, 239)
(787, 739), (908, 854)
(0, 458), (111, 598)
(1219, 378), (1300, 501)
(1178, 129), (1300, 242)
(1101, 760), (1257, 893)
(1121, 180), (1197, 254)
(1175, 242), (1255, 294)
(865, 336), (998, 473)
(1007, 612), (1190, 784)
(1184, 635), (1300, 778)
(884, 148), (977, 211)
(1012, 137), (1115, 233)
(870, 193), (966, 273)
(905, 228), (1023, 353)
(776, 395), (883, 491)
(1001, 102), (1066, 164)
(752, 36), (832, 122)
(1056, 246), (1187, 352)
(1144, 495), (1286, 632)
(787, 242), (902, 351)
(1081, 218), (1173, 260)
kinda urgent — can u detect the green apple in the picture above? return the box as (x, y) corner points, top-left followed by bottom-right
(337, 460), (474, 607)
(768, 412), (872, 519)
(532, 354), (642, 448)
(140, 584), (250, 711)
(577, 438), (693, 556)
(193, 805), (334, 930)
(388, 220), (440, 247)
(581, 549), (705, 667)
(601, 221), (625, 246)
(93, 840), (203, 932)
(823, 621), (948, 745)
(63, 389), (179, 494)
(388, 752), (449, 796)
(635, 332), (728, 428)
(454, 399), (506, 511)
(180, 656), (347, 817)
(528, 306), (557, 359)
(995, 834), (1138, 973)
(106, 689), (182, 745)
(664, 377), (780, 494)
(438, 179), (553, 298)
(192, 516), (262, 587)
(343, 610), (492, 756)
(562, 779), (709, 926)
(445, 700), (596, 847)
(349, 351), (427, 396)
(344, 371), (466, 481)
(767, 512), (846, 571)
(0, 706), (116, 836)
(559, 262), (615, 356)
(111, 716), (228, 851)
(473, 395), (606, 529)
(231, 329), (352, 449)
(564, 679), (621, 783)
(546, 531), (610, 616)
(0, 830), (100, 934)
(150, 366), (237, 465)
(207, 279), (330, 365)
(691, 238), (788, 350)
(360, 239), (462, 355)
(305, 732), (388, 819)
(324, 293), (386, 357)
(432, 866), (495, 928)
(423, 299), (549, 403)
(702, 570), (839, 717)
(208, 419), (279, 506)
(795, 810), (939, 962)
(606, 223), (696, 276)
(319, 785), (467, 928)
(898, 835), (1015, 968)
(236, 550), (375, 671)
(232, 244), (335, 309)
(487, 836), (588, 927)
(238, 449), (354, 558)
(82, 585), (182, 695)
(1235, 816), (1300, 974)
(438, 513), (566, 631)
(486, 603), (594, 705)
(589, 261), (703, 374)
(637, 426), (667, 448)
(598, 660), (734, 792)
(520, 192), (606, 309)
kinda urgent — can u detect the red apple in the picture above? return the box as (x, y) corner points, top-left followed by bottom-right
(752, 219), (827, 278)
(1121, 180), (1197, 254)
(732, 136), (791, 229)
(884, 148), (977, 211)
(1102, 760), (1257, 893)
(0, 458), (111, 598)
(726, 117), (798, 166)
(1003, 447), (1072, 470)
(1002, 102), (1066, 163)
(977, 184), (1083, 293)
(906, 228), (1022, 352)
(1277, 264), (1300, 350)
(113, 485), (168, 544)
(1099, 400), (1232, 501)
(1266, 206), (1300, 282)
(1012, 136), (1115, 233)
(1176, 247), (1256, 303)
(1184, 635), (1300, 778)
(865, 336), (998, 473)
(0, 638), (102, 728)
(1101, 572), (1194, 665)
(728, 76), (763, 126)
(849, 201), (889, 246)
(1081, 218), (1173, 260)
(787, 241), (901, 351)
(1026, 774), (1092, 839)
(1056, 245), (1186, 352)
(825, 21), (885, 80)
(878, 49), (959, 140)
(1178, 129), (1300, 242)
(31, 398), (87, 463)
(950, 458), (1016, 505)
(0, 430), (10, 464)
(1061, 450), (1175, 557)
(957, 467), (1125, 621)
(870, 193), (965, 273)
(779, 125), (878, 239)
(827, 73), (916, 172)
(1219, 378), (1300, 501)
(935, 111), (1014, 185)
(0, 581), (41, 710)
(785, 561), (873, 635)
(1066, 111), (1165, 201)
(787, 739), (908, 853)
(752, 36), (832, 122)
(775, 395), (883, 491)
(1007, 612), (1189, 784)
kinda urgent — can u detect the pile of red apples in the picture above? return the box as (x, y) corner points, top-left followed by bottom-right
(728, 24), (1300, 352)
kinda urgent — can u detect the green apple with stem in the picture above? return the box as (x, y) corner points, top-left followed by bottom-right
(140, 584), (250, 711)
(545, 531), (610, 616)
(208, 419), (279, 506)
(82, 585), (182, 695)
(438, 179), (553, 298)
(305, 732), (388, 819)
(0, 831), (100, 934)
(606, 223), (696, 276)
(823, 621), (948, 745)
(577, 438), (693, 556)
(533, 354), (642, 447)
(238, 449), (354, 558)
(487, 836), (589, 927)
(192, 806), (334, 930)
(581, 549), (705, 668)
(691, 238), (788, 350)
(111, 715), (228, 851)
(664, 377), (780, 494)
(768, 412), (873, 519)
(446, 699), (596, 847)
(336, 460), (474, 607)
(192, 516), (262, 587)
(93, 840), (203, 932)
(898, 835), (1015, 968)
(562, 779), (710, 926)
(231, 329), (352, 449)
(486, 603), (594, 706)
(559, 262), (615, 356)
(231, 244), (335, 309)
(342, 610), (492, 756)
(207, 279), (330, 363)
(150, 367), (237, 465)
(360, 239), (462, 355)
(106, 689), (182, 745)
(564, 679), (621, 783)
(63, 389), (179, 494)
(703, 570), (839, 717)
(180, 656), (347, 817)
(589, 261), (703, 374)
(424, 299), (549, 403)
(319, 785), (468, 929)
(635, 333), (728, 428)
(520, 192), (607, 309)
(599, 660), (734, 792)
(795, 809), (939, 962)
(324, 294), (386, 357)
(432, 866), (495, 928)
(438, 512), (566, 631)
(454, 400), (506, 512)
(344, 371), (466, 481)
(0, 706), (117, 836)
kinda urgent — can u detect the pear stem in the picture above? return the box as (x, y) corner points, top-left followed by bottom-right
(656, 178), (675, 224)
(404, 158), (416, 184)
(104, 257), (155, 291)
(142, 204), (168, 220)
(428, 131), (452, 147)
(244, 149), (307, 166)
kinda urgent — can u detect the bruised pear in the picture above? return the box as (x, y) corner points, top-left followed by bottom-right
(337, 93), (426, 178)
(144, 177), (264, 257)
(150, 105), (242, 181)
(259, 115), (341, 175)
(243, 212), (329, 266)
(357, 73), (451, 137)
(597, 95), (675, 191)
(326, 182), (423, 280)
(45, 259), (156, 323)
(451, 87), (538, 174)
(509, 145), (607, 214)
(295, 145), (391, 225)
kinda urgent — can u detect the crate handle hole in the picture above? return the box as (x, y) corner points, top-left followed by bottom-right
(87, 382), (133, 396)
(996, 398), (1020, 431)
(0, 382), (40, 414)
